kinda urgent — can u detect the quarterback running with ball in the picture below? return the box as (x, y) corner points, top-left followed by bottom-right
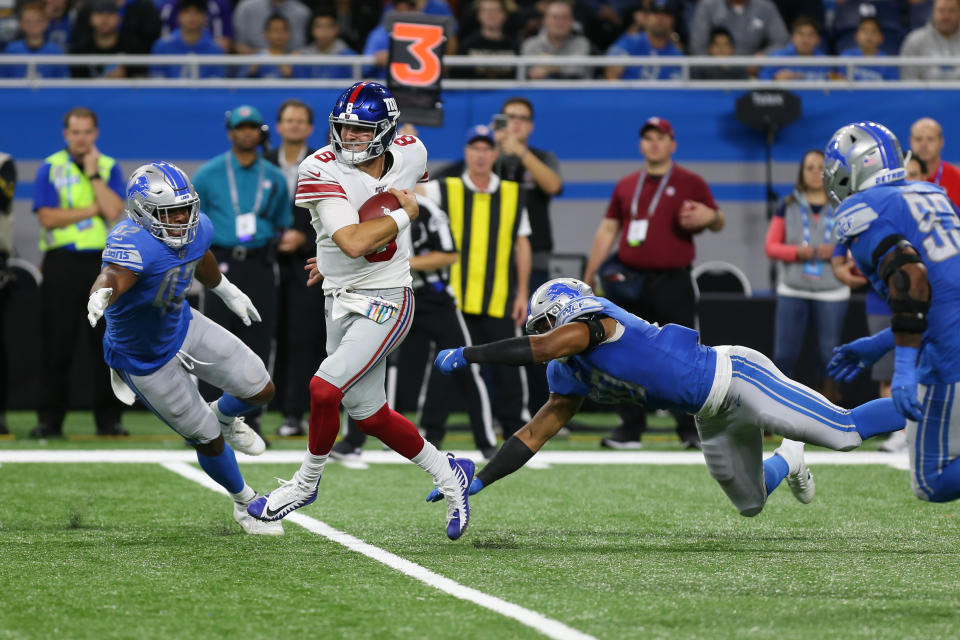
(246, 82), (474, 539)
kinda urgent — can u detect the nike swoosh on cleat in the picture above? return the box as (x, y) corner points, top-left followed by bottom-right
(264, 500), (298, 519)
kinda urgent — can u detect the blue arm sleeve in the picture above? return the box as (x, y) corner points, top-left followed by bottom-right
(107, 163), (125, 197)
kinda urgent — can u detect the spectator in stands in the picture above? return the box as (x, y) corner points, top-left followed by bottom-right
(0, 149), (13, 435)
(583, 116), (723, 450)
(901, 0), (960, 79)
(840, 16), (899, 81)
(456, 0), (518, 79)
(691, 25), (750, 79)
(758, 16), (839, 80)
(765, 149), (847, 402)
(150, 0), (225, 78)
(43, 0), (73, 51)
(689, 0), (789, 55)
(605, 1), (683, 80)
(521, 0), (592, 79)
(362, 0), (416, 78)
(909, 116), (960, 206)
(262, 99), (325, 437)
(1, 1), (68, 78)
(72, 0), (160, 57)
(157, 0), (232, 53)
(327, 0), (381, 53)
(296, 9), (355, 79)
(31, 106), (127, 438)
(420, 124), (533, 441)
(233, 0), (309, 54)
(192, 105), (290, 439)
(246, 13), (295, 78)
(578, 0), (638, 52)
(70, 0), (133, 78)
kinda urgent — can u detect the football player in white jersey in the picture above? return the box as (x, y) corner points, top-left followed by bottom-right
(247, 82), (474, 540)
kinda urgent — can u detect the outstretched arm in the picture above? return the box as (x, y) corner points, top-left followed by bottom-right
(196, 249), (261, 326)
(87, 263), (138, 326)
(467, 317), (617, 366)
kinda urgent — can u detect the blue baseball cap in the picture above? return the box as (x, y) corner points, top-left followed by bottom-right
(227, 105), (263, 129)
(465, 124), (495, 146)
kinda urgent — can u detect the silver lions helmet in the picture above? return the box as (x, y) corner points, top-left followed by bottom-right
(526, 278), (594, 335)
(125, 161), (200, 249)
(823, 121), (908, 207)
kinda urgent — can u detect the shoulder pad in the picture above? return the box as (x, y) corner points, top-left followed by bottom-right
(556, 295), (605, 327)
(834, 199), (879, 241)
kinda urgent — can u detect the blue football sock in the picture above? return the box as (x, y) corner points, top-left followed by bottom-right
(217, 393), (257, 417)
(763, 454), (790, 496)
(851, 398), (905, 440)
(196, 444), (245, 494)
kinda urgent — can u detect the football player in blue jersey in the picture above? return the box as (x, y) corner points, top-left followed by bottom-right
(824, 121), (960, 503)
(86, 161), (284, 535)
(429, 277), (905, 517)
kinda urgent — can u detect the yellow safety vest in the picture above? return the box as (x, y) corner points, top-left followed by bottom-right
(38, 149), (116, 252)
(441, 177), (521, 318)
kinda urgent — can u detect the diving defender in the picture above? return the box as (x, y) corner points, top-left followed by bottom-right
(431, 278), (904, 517)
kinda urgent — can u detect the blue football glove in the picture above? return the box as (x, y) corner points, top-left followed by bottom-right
(891, 346), (922, 422)
(827, 329), (895, 383)
(426, 477), (484, 502)
(435, 347), (468, 375)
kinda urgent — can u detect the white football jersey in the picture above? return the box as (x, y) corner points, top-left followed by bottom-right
(295, 135), (429, 293)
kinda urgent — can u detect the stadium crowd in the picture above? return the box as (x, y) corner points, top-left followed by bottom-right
(0, 0), (958, 80)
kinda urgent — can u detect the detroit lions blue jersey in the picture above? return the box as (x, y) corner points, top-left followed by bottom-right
(836, 181), (960, 384)
(546, 296), (717, 413)
(101, 213), (214, 375)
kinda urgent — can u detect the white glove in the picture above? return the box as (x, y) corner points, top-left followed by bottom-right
(210, 274), (261, 326)
(87, 287), (113, 327)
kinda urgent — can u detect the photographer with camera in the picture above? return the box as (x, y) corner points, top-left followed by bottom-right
(192, 105), (290, 439)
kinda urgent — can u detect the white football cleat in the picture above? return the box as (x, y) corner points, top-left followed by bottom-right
(210, 401), (265, 456)
(774, 438), (815, 504)
(233, 500), (284, 535)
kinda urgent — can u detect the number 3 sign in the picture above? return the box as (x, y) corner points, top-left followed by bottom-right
(386, 13), (452, 126)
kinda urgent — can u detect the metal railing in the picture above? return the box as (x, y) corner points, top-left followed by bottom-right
(0, 53), (959, 89)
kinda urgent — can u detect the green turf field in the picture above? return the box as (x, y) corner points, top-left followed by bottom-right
(2, 412), (959, 639)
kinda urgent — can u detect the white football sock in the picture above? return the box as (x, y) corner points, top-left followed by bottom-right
(295, 452), (328, 486)
(412, 441), (455, 488)
(230, 484), (256, 504)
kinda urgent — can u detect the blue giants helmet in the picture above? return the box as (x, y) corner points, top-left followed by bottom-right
(125, 161), (200, 249)
(329, 81), (400, 165)
(823, 121), (908, 207)
(526, 278), (595, 334)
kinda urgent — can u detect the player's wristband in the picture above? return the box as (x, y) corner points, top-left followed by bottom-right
(476, 435), (535, 487)
(387, 208), (410, 234)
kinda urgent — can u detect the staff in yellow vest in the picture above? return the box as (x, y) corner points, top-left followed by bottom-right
(420, 124), (532, 439)
(30, 106), (127, 438)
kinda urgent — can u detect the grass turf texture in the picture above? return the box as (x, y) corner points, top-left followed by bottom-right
(2, 458), (959, 639)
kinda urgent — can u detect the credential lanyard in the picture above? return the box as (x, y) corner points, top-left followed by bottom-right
(798, 190), (834, 253)
(630, 165), (673, 220)
(224, 152), (266, 216)
(934, 162), (944, 186)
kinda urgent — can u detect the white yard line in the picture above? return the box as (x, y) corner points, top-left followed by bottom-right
(0, 449), (911, 469)
(161, 461), (596, 640)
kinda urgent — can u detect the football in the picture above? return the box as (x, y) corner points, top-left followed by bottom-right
(358, 191), (402, 223)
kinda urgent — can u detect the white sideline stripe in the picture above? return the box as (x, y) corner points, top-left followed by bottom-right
(161, 462), (596, 640)
(0, 449), (910, 468)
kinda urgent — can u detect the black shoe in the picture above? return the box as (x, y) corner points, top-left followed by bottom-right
(600, 437), (643, 450)
(97, 423), (129, 436)
(680, 432), (701, 450)
(29, 423), (63, 438)
(329, 440), (362, 461)
(276, 416), (305, 437)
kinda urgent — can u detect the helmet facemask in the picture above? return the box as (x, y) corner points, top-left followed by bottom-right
(329, 115), (397, 165)
(125, 162), (201, 249)
(525, 278), (595, 335)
